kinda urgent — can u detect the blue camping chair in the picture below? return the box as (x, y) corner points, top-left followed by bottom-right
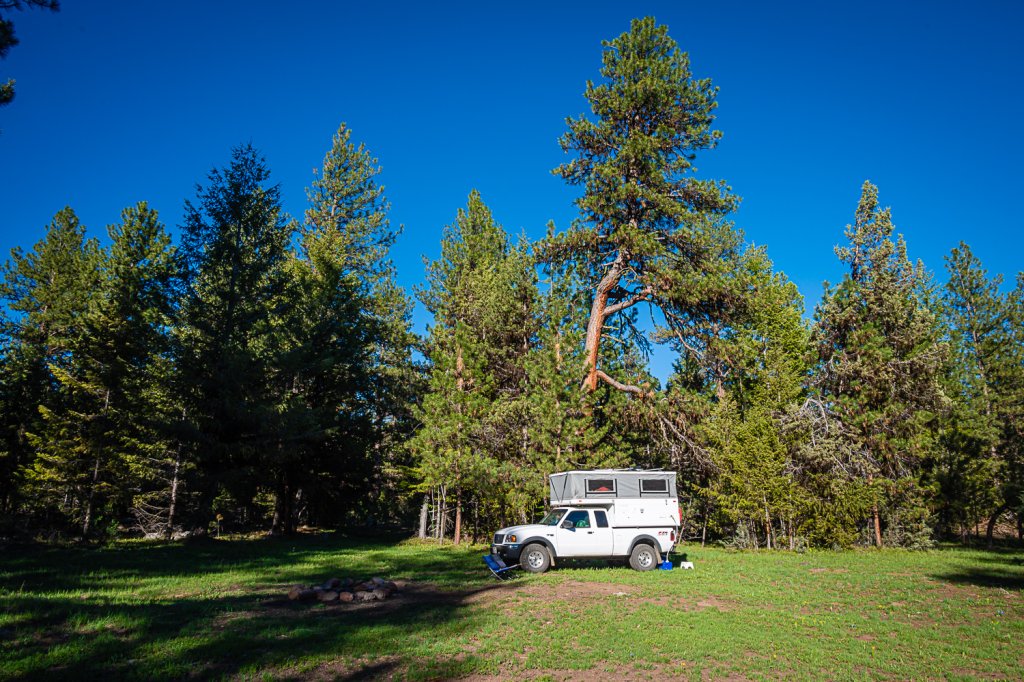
(483, 553), (518, 579)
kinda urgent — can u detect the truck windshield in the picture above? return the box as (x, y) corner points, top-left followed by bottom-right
(539, 509), (567, 526)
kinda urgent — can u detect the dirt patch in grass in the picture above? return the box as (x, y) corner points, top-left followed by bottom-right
(520, 580), (637, 600)
(948, 667), (1011, 681)
(509, 580), (735, 615)
(643, 594), (735, 612)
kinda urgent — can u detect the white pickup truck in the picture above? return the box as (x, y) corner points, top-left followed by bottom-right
(490, 470), (679, 573)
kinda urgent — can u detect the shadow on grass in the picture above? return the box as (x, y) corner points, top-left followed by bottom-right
(930, 567), (1024, 591)
(0, 535), (487, 590)
(0, 536), (513, 680)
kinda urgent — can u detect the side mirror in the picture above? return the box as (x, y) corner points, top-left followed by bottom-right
(560, 520), (574, 530)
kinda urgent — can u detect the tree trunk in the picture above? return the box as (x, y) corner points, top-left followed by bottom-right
(271, 471), (294, 535)
(472, 497), (478, 545)
(437, 485), (447, 544)
(454, 497), (462, 545)
(700, 500), (708, 547)
(418, 497), (429, 539)
(165, 446), (182, 539)
(82, 455), (101, 537)
(986, 501), (1011, 548)
(873, 506), (882, 548)
(868, 472), (882, 548)
(582, 257), (623, 392)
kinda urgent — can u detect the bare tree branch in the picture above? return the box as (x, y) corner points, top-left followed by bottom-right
(603, 287), (652, 318)
(594, 369), (652, 397)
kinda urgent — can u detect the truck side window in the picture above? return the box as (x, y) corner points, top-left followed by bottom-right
(594, 510), (609, 528)
(565, 510), (590, 528)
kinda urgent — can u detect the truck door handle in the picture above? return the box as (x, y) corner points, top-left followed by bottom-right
(587, 531), (594, 534)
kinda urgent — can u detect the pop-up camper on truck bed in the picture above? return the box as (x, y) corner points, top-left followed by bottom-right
(489, 469), (679, 573)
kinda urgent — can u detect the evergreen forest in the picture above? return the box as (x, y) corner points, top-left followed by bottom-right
(2, 17), (1022, 550)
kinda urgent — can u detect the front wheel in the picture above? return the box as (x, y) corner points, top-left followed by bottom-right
(629, 543), (658, 571)
(520, 544), (551, 573)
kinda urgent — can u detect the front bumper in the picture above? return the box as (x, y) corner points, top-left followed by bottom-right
(490, 543), (523, 562)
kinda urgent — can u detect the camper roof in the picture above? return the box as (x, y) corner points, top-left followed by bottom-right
(548, 469), (677, 503)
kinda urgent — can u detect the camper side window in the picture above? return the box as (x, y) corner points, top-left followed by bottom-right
(640, 478), (668, 494)
(586, 479), (616, 495)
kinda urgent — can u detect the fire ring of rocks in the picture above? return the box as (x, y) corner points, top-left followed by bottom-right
(287, 577), (402, 604)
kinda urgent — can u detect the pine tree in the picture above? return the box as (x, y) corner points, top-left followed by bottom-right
(939, 243), (1024, 544)
(1002, 275), (1024, 540)
(272, 237), (367, 533)
(29, 203), (178, 538)
(548, 16), (738, 396)
(176, 144), (293, 532)
(812, 182), (947, 547)
(0, 207), (99, 533)
(413, 192), (537, 542)
(661, 246), (810, 548)
(301, 123), (418, 528)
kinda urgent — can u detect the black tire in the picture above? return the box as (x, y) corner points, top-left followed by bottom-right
(629, 543), (658, 571)
(520, 543), (551, 574)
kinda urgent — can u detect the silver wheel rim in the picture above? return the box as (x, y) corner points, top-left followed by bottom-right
(637, 549), (654, 568)
(527, 550), (545, 569)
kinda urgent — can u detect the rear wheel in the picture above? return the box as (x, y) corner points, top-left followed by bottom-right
(521, 544), (551, 574)
(629, 543), (658, 571)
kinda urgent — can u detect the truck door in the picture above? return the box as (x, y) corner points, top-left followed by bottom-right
(554, 510), (592, 557)
(555, 510), (613, 557)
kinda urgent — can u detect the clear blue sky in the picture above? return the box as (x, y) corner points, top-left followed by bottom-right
(2, 1), (1022, 380)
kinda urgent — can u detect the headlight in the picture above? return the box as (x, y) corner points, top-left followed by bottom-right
(507, 534), (517, 543)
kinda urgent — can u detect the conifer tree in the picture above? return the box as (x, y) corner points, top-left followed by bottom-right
(30, 203), (178, 537)
(263, 123), (418, 533)
(302, 123), (418, 526)
(176, 144), (293, 531)
(0, 207), (99, 531)
(662, 246), (810, 547)
(548, 16), (738, 396)
(939, 243), (1024, 543)
(413, 192), (536, 542)
(812, 182), (947, 547)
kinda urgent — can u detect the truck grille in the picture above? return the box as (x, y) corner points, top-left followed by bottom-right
(493, 533), (504, 545)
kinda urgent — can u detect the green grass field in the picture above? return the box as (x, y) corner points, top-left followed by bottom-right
(1, 535), (1022, 680)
